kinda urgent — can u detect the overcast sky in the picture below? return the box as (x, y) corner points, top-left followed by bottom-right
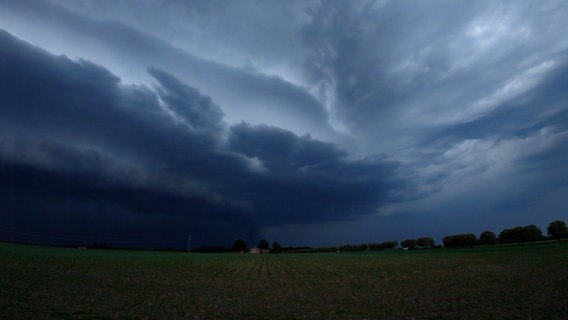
(1, 0), (567, 248)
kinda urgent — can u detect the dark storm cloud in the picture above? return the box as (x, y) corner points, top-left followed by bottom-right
(0, 0), (336, 140)
(229, 124), (347, 172)
(228, 123), (403, 225)
(0, 30), (404, 246)
(1, 0), (567, 246)
(0, 162), (258, 249)
(149, 68), (225, 137)
(0, 29), (262, 247)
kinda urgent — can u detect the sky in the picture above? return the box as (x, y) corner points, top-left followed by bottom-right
(1, 0), (567, 249)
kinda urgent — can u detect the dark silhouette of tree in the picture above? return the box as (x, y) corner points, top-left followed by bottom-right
(478, 231), (497, 245)
(443, 233), (477, 247)
(463, 233), (477, 246)
(498, 228), (514, 244)
(257, 239), (269, 250)
(417, 237), (435, 248)
(499, 225), (543, 244)
(401, 239), (417, 249)
(368, 240), (398, 251)
(272, 242), (282, 253)
(522, 225), (542, 243)
(232, 238), (248, 252)
(547, 220), (568, 240)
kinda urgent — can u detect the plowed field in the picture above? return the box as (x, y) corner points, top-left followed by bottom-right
(1, 242), (567, 319)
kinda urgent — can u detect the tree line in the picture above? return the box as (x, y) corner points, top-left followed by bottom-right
(225, 220), (567, 254)
(317, 240), (400, 252)
(443, 220), (567, 248)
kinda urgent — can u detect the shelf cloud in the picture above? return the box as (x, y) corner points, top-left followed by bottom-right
(1, 0), (567, 247)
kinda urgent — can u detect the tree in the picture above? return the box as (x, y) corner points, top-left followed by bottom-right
(232, 238), (248, 252)
(272, 242), (282, 253)
(257, 239), (269, 250)
(522, 225), (542, 243)
(498, 228), (514, 244)
(417, 237), (435, 248)
(368, 240), (398, 251)
(478, 231), (497, 246)
(443, 233), (477, 247)
(463, 234), (477, 246)
(547, 220), (568, 240)
(401, 239), (417, 249)
(499, 225), (543, 244)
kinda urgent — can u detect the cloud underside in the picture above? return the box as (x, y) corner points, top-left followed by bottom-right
(1, 0), (567, 247)
(0, 31), (402, 246)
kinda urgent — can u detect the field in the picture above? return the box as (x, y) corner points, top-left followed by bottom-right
(1, 242), (567, 319)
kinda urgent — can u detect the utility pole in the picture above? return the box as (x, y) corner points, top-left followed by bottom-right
(187, 232), (192, 253)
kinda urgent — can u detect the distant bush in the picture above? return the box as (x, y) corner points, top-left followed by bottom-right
(318, 240), (399, 252)
(368, 240), (398, 251)
(284, 247), (315, 253)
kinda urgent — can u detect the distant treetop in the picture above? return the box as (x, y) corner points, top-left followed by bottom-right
(547, 220), (568, 240)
